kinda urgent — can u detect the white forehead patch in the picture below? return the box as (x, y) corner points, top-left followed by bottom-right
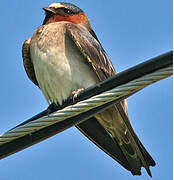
(49, 3), (65, 8)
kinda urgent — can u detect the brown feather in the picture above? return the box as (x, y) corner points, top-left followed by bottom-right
(65, 23), (155, 176)
(22, 38), (39, 87)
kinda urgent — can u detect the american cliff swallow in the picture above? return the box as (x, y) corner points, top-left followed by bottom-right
(22, 2), (155, 176)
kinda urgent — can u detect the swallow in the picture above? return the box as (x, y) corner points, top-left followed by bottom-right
(22, 2), (155, 176)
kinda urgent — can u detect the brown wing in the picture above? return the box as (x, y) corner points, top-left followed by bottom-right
(66, 23), (155, 176)
(66, 23), (127, 109)
(66, 23), (116, 81)
(22, 38), (39, 87)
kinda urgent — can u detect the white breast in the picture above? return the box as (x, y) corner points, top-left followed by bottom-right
(30, 23), (98, 105)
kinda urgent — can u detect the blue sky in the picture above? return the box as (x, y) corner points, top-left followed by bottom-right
(0, 0), (172, 180)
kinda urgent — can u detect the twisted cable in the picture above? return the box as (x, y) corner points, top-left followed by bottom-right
(0, 65), (172, 145)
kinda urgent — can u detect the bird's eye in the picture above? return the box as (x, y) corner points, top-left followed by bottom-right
(63, 8), (73, 15)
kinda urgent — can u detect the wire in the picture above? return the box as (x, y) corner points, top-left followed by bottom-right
(0, 51), (172, 160)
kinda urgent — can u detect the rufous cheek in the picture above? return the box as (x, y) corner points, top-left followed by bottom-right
(47, 12), (86, 24)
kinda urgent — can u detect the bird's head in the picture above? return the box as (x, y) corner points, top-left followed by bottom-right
(42, 2), (91, 30)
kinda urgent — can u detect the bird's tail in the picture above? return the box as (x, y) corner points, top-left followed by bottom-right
(95, 103), (156, 176)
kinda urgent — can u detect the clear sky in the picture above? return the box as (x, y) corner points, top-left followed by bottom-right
(0, 0), (172, 180)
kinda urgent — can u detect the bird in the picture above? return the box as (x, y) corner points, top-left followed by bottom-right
(22, 2), (156, 176)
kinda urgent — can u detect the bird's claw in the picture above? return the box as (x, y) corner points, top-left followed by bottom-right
(72, 88), (84, 101)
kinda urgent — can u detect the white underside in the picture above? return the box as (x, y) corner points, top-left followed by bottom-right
(30, 26), (98, 105)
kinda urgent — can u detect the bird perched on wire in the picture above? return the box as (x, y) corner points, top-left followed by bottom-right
(22, 2), (155, 176)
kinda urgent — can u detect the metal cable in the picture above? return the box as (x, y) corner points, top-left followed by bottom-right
(0, 65), (172, 145)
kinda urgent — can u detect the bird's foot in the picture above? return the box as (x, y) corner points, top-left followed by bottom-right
(72, 88), (84, 101)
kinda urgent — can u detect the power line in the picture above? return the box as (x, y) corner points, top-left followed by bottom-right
(0, 51), (172, 161)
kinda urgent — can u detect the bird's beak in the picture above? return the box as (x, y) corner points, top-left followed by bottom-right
(42, 7), (57, 14)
